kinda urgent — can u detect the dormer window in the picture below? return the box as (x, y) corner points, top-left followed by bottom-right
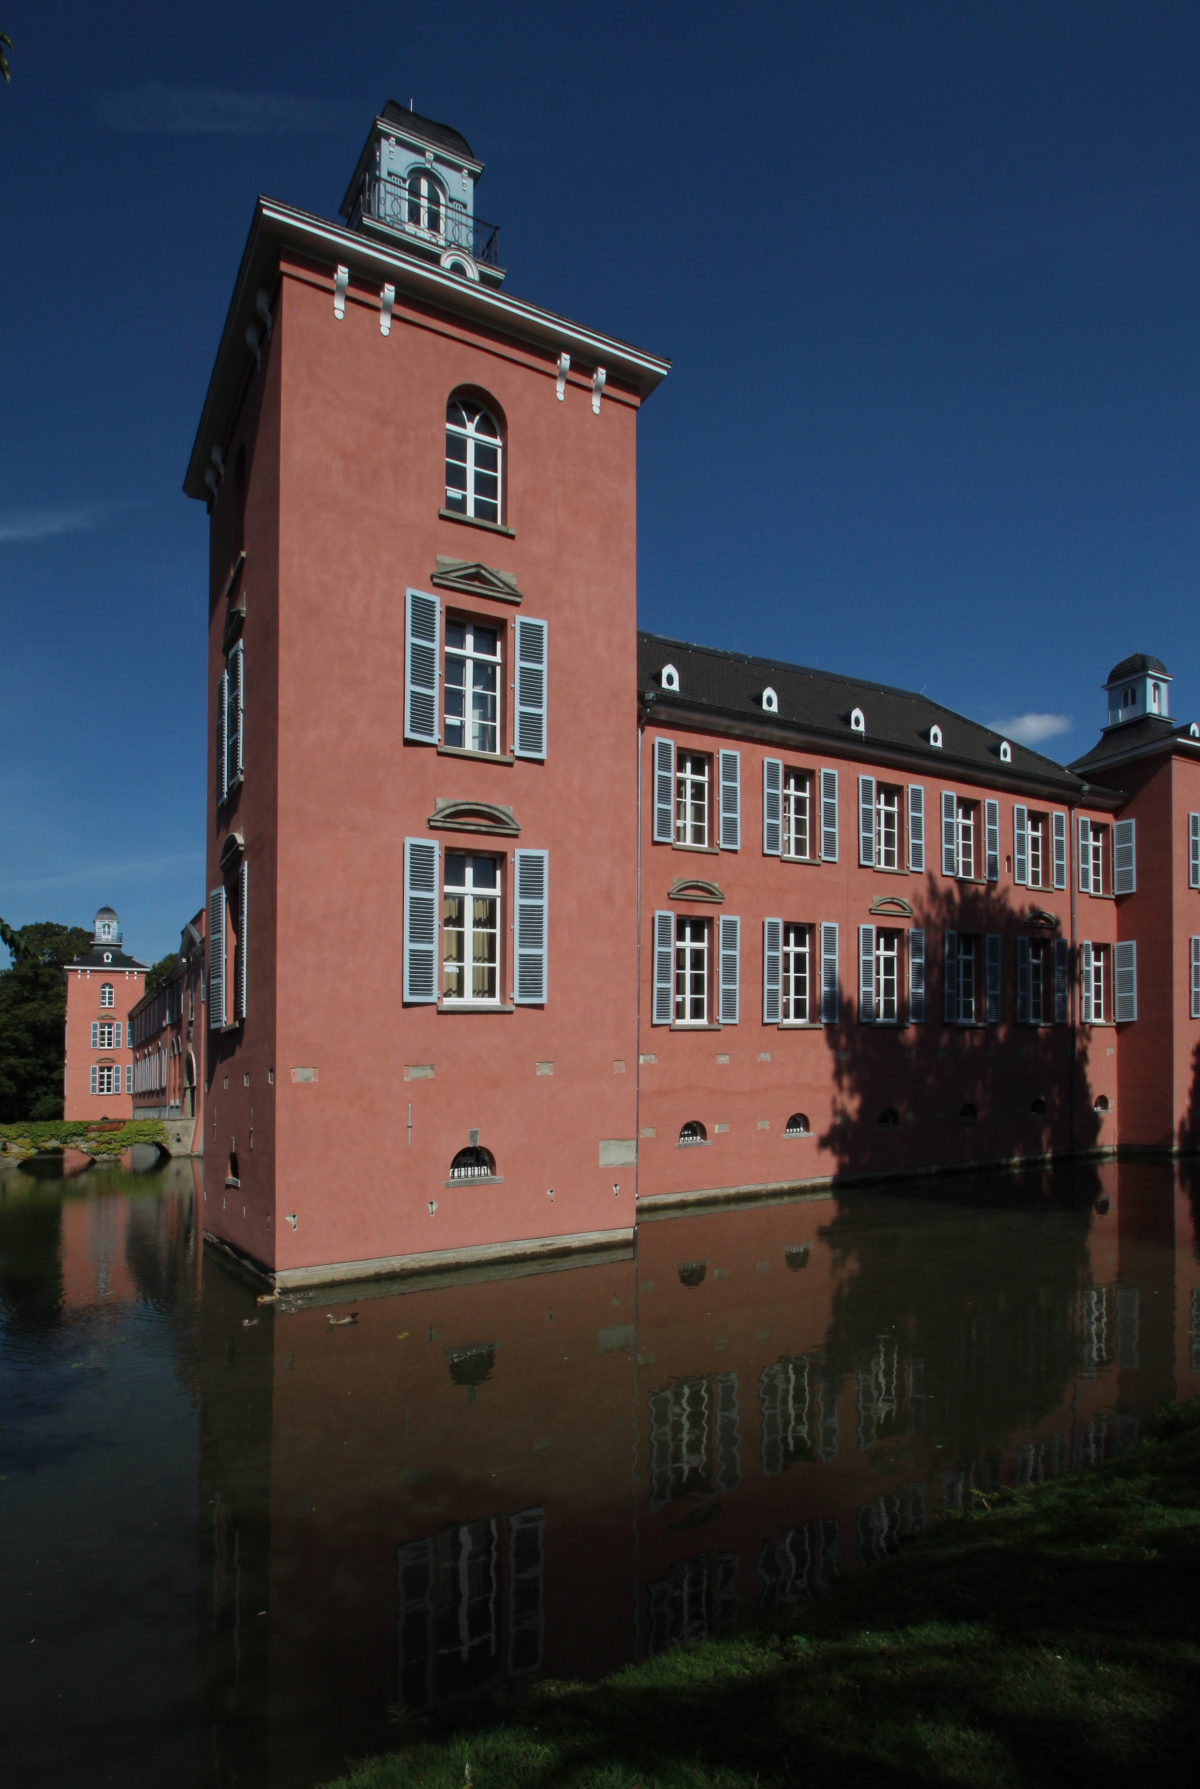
(761, 686), (778, 713)
(999, 740), (1012, 763)
(850, 707), (865, 734)
(660, 664), (680, 693)
(406, 168), (444, 235)
(928, 724), (943, 749)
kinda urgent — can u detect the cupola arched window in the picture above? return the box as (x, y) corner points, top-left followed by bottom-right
(445, 398), (502, 524)
(100, 983), (114, 1008)
(406, 168), (444, 235)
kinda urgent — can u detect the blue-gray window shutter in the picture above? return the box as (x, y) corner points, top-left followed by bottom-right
(1052, 812), (1067, 890)
(941, 791), (957, 876)
(1190, 815), (1200, 889)
(229, 642), (244, 780)
(1013, 805), (1029, 886)
(1080, 940), (1093, 1023)
(1114, 940), (1137, 1021)
(514, 849), (548, 1003)
(718, 915), (740, 1023)
(859, 923), (875, 1021)
(1053, 936), (1069, 1022)
(236, 859), (248, 1020)
(91, 1020), (98, 1048)
(404, 589), (441, 744)
(718, 750), (741, 850)
(1016, 935), (1031, 1024)
(1113, 819), (1136, 894)
(763, 918), (782, 1023)
(514, 616), (548, 760)
(908, 785), (925, 872)
(907, 928), (925, 1023)
(403, 838), (439, 1002)
(1079, 817), (1092, 893)
(985, 934), (1001, 1022)
(820, 923), (838, 1023)
(985, 800), (1000, 882)
(90, 1064), (97, 1094)
(653, 739), (675, 844)
(208, 887), (226, 1028)
(114, 1021), (121, 1048)
(763, 759), (782, 855)
(652, 911), (674, 1024)
(820, 770), (838, 861)
(217, 669), (229, 801)
(944, 929), (958, 1023)
(858, 776), (876, 867)
(1191, 937), (1200, 1019)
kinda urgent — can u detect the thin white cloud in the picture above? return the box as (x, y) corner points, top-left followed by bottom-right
(991, 713), (1073, 748)
(0, 501), (129, 544)
(0, 853), (204, 893)
(97, 82), (353, 135)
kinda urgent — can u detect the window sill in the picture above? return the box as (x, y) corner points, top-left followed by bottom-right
(781, 854), (818, 866)
(670, 1021), (722, 1031)
(225, 1176), (241, 1189)
(437, 744), (515, 765)
(437, 1002), (516, 1014)
(444, 1174), (504, 1186)
(671, 841), (719, 855)
(870, 864), (908, 876)
(777, 1021), (822, 1030)
(439, 507), (515, 539)
(1087, 891), (1115, 901)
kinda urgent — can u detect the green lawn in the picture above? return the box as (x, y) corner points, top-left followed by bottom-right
(326, 1400), (1200, 1789)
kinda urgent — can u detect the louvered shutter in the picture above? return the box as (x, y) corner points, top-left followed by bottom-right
(859, 923), (876, 1022)
(858, 777), (876, 867)
(236, 859), (249, 1019)
(718, 750), (740, 850)
(820, 923), (838, 1023)
(229, 642), (244, 779)
(125, 1065), (132, 1094)
(908, 785), (925, 872)
(907, 929), (925, 1023)
(1078, 818), (1092, 892)
(986, 934), (1002, 1023)
(941, 792), (957, 876)
(1053, 936), (1069, 1022)
(90, 1065), (97, 1094)
(763, 918), (782, 1023)
(1016, 936), (1031, 1024)
(718, 915), (740, 1023)
(985, 800), (999, 881)
(762, 759), (782, 855)
(1013, 806), (1028, 885)
(217, 669), (229, 800)
(1080, 941), (1093, 1023)
(944, 930), (958, 1023)
(653, 739), (675, 844)
(1113, 819), (1136, 894)
(404, 588), (441, 744)
(652, 911), (674, 1024)
(114, 1021), (121, 1047)
(1114, 940), (1137, 1021)
(1191, 937), (1200, 1019)
(820, 769), (838, 860)
(514, 616), (548, 760)
(208, 887), (226, 1028)
(513, 850), (549, 1003)
(1052, 812), (1067, 889)
(90, 1021), (98, 1047)
(1190, 815), (1200, 889)
(403, 839), (439, 1002)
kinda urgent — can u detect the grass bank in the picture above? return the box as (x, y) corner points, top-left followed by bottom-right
(328, 1400), (1200, 1789)
(0, 1119), (166, 1157)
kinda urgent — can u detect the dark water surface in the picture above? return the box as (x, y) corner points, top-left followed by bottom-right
(2, 1154), (1199, 1787)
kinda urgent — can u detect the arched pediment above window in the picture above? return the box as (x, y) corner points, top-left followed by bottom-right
(868, 894), (913, 918)
(668, 877), (724, 903)
(427, 798), (520, 837)
(1024, 908), (1060, 931)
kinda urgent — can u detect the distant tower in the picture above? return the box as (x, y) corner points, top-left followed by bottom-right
(1103, 654), (1172, 729)
(62, 905), (146, 1119)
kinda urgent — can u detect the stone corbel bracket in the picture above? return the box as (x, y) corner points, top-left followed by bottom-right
(556, 351), (570, 400)
(428, 799), (521, 838)
(380, 283), (395, 336)
(668, 877), (724, 904)
(592, 367), (606, 413)
(333, 265), (349, 319)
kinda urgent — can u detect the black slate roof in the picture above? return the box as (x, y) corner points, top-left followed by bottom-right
(638, 632), (1084, 793)
(1069, 714), (1186, 774)
(68, 945), (148, 972)
(379, 101), (474, 161)
(1107, 652), (1168, 683)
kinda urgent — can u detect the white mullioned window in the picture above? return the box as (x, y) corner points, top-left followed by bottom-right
(100, 983), (114, 1008)
(956, 803), (976, 880)
(957, 935), (978, 1023)
(442, 853), (500, 1003)
(875, 786), (900, 869)
(406, 167), (444, 234)
(875, 929), (900, 1021)
(783, 768), (810, 859)
(1091, 946), (1107, 1023)
(445, 399), (502, 524)
(96, 1022), (115, 1050)
(675, 753), (710, 847)
(444, 620), (501, 754)
(782, 923), (810, 1022)
(1089, 826), (1105, 894)
(1029, 940), (1046, 1024)
(675, 917), (709, 1023)
(94, 1065), (116, 1096)
(1028, 815), (1045, 888)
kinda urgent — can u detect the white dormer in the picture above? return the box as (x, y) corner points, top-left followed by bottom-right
(849, 707), (865, 733)
(928, 724), (943, 749)
(1104, 653), (1171, 728)
(660, 663), (680, 693)
(999, 740), (1012, 763)
(760, 686), (778, 713)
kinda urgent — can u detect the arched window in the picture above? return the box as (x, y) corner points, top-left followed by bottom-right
(449, 1144), (496, 1181)
(100, 983), (114, 1008)
(678, 1120), (707, 1146)
(958, 1102), (978, 1123)
(1152, 682), (1161, 710)
(1030, 1097), (1048, 1116)
(1094, 1094), (1110, 1113)
(783, 1112), (810, 1136)
(677, 1260), (707, 1287)
(784, 1244), (811, 1271)
(445, 398), (502, 524)
(406, 168), (444, 235)
(877, 1107), (900, 1129)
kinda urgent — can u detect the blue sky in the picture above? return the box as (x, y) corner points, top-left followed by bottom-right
(3, 1), (1199, 962)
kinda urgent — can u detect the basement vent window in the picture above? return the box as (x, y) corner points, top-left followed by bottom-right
(1094, 1094), (1110, 1113)
(678, 1120), (707, 1146)
(783, 1112), (811, 1136)
(876, 1107), (900, 1130)
(1030, 1097), (1048, 1117)
(784, 1244), (811, 1271)
(958, 1102), (979, 1123)
(448, 1145), (496, 1181)
(677, 1260), (708, 1288)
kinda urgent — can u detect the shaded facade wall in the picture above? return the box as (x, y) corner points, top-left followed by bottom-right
(130, 913), (207, 1144)
(637, 720), (1120, 1198)
(63, 963), (141, 1119)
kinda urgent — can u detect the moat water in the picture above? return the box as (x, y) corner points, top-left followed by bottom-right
(1, 1152), (1198, 1788)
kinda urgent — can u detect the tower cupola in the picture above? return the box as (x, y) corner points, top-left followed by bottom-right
(339, 101), (504, 288)
(1103, 654), (1171, 729)
(92, 905), (122, 946)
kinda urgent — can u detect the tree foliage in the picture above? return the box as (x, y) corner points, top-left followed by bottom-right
(0, 922), (91, 1121)
(145, 951), (182, 994)
(1, 33), (11, 84)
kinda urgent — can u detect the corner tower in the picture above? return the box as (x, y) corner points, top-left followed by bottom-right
(1104, 653), (1172, 728)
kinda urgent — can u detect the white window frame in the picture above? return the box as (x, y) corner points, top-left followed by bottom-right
(781, 923), (810, 1023)
(100, 982), (114, 1008)
(876, 786), (900, 870)
(875, 928), (901, 1022)
(443, 617), (502, 755)
(442, 852), (501, 1005)
(445, 398), (502, 524)
(1027, 813), (1044, 889)
(675, 752), (710, 848)
(783, 767), (810, 859)
(675, 915), (710, 1024)
(956, 802), (976, 881)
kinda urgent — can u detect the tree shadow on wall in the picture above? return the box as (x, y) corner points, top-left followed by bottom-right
(818, 872), (1102, 1182)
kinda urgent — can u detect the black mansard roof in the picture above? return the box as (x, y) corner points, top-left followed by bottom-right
(1106, 652), (1168, 684)
(68, 944), (148, 972)
(637, 633), (1085, 795)
(379, 101), (475, 162)
(1068, 714), (1192, 774)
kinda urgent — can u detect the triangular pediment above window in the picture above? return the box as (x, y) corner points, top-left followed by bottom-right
(431, 556), (522, 604)
(427, 798), (521, 837)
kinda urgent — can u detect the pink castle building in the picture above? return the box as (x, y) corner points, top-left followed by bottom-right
(183, 104), (1200, 1288)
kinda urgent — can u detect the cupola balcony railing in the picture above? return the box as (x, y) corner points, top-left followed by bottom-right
(358, 177), (501, 268)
